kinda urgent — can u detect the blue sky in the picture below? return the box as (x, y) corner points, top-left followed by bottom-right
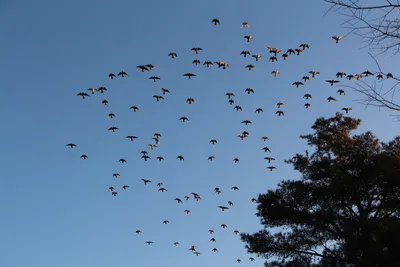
(1, 0), (399, 266)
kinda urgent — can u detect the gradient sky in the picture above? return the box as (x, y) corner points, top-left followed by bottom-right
(1, 0), (399, 267)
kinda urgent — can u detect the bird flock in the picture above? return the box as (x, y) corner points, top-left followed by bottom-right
(68, 18), (395, 262)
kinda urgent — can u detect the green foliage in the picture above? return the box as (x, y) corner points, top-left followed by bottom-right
(241, 113), (400, 267)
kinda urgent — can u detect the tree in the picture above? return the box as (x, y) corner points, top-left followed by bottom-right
(241, 113), (400, 267)
(324, 1), (400, 120)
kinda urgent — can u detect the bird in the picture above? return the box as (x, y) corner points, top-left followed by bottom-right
(108, 113), (115, 119)
(233, 158), (239, 163)
(161, 88), (170, 94)
(186, 98), (195, 104)
(156, 156), (164, 161)
(327, 96), (337, 102)
(267, 166), (277, 171)
(210, 139), (217, 144)
(208, 156), (215, 161)
(87, 87), (96, 94)
(176, 155), (184, 161)
(168, 52), (177, 58)
(249, 257), (255, 261)
(336, 72), (347, 78)
(276, 102), (284, 108)
(209, 229), (214, 234)
(269, 56), (278, 62)
(193, 252), (201, 256)
(135, 230), (142, 235)
(237, 259), (242, 263)
(245, 88), (254, 94)
(228, 201), (234, 206)
(137, 65), (149, 72)
(183, 73), (196, 79)
(210, 238), (216, 242)
(66, 143), (77, 148)
(337, 89), (345, 95)
(98, 87), (107, 93)
(264, 157), (275, 163)
(126, 135), (138, 141)
(271, 70), (280, 77)
(361, 70), (373, 77)
(300, 43), (309, 49)
(174, 198), (182, 203)
(212, 248), (218, 252)
(108, 73), (116, 79)
(129, 106), (139, 112)
(77, 92), (90, 99)
(242, 120), (252, 125)
(326, 79), (339, 86)
(332, 36), (343, 43)
(303, 93), (312, 99)
(108, 127), (119, 132)
(304, 103), (311, 109)
(80, 154), (88, 159)
(255, 108), (263, 113)
(122, 185), (129, 190)
(252, 54), (262, 61)
(245, 64), (255, 70)
(113, 173), (120, 178)
(203, 61), (213, 67)
(241, 21), (250, 28)
(153, 95), (164, 101)
(146, 64), (156, 70)
(191, 47), (202, 54)
(234, 105), (242, 111)
(244, 35), (253, 42)
(211, 18), (220, 25)
(282, 53), (289, 60)
(231, 186), (239, 191)
(118, 71), (128, 77)
(145, 241), (153, 245)
(111, 191), (118, 196)
(309, 71), (320, 78)
(149, 76), (160, 82)
(218, 206), (229, 211)
(184, 209), (190, 214)
(141, 179), (151, 185)
(173, 242), (180, 246)
(261, 136), (269, 142)
(215, 61), (229, 69)
(158, 188), (167, 192)
(302, 76), (310, 82)
(295, 48), (303, 55)
(141, 155), (151, 161)
(119, 158), (127, 164)
(240, 51), (251, 57)
(262, 146), (271, 152)
(179, 117), (189, 122)
(226, 92), (235, 98)
(276, 110), (284, 116)
(184, 196), (190, 201)
(292, 81), (304, 87)
(221, 224), (228, 228)
(192, 59), (201, 66)
(251, 198), (257, 202)
(342, 107), (352, 113)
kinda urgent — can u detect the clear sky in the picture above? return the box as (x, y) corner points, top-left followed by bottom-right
(1, 0), (399, 267)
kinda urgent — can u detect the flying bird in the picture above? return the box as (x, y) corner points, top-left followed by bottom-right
(241, 21), (250, 28)
(183, 73), (196, 79)
(211, 18), (220, 25)
(168, 52), (177, 58)
(332, 36), (343, 43)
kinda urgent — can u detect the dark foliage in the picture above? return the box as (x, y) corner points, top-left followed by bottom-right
(241, 113), (400, 267)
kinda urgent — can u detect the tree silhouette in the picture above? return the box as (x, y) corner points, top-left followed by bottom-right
(241, 113), (400, 267)
(324, 1), (400, 120)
